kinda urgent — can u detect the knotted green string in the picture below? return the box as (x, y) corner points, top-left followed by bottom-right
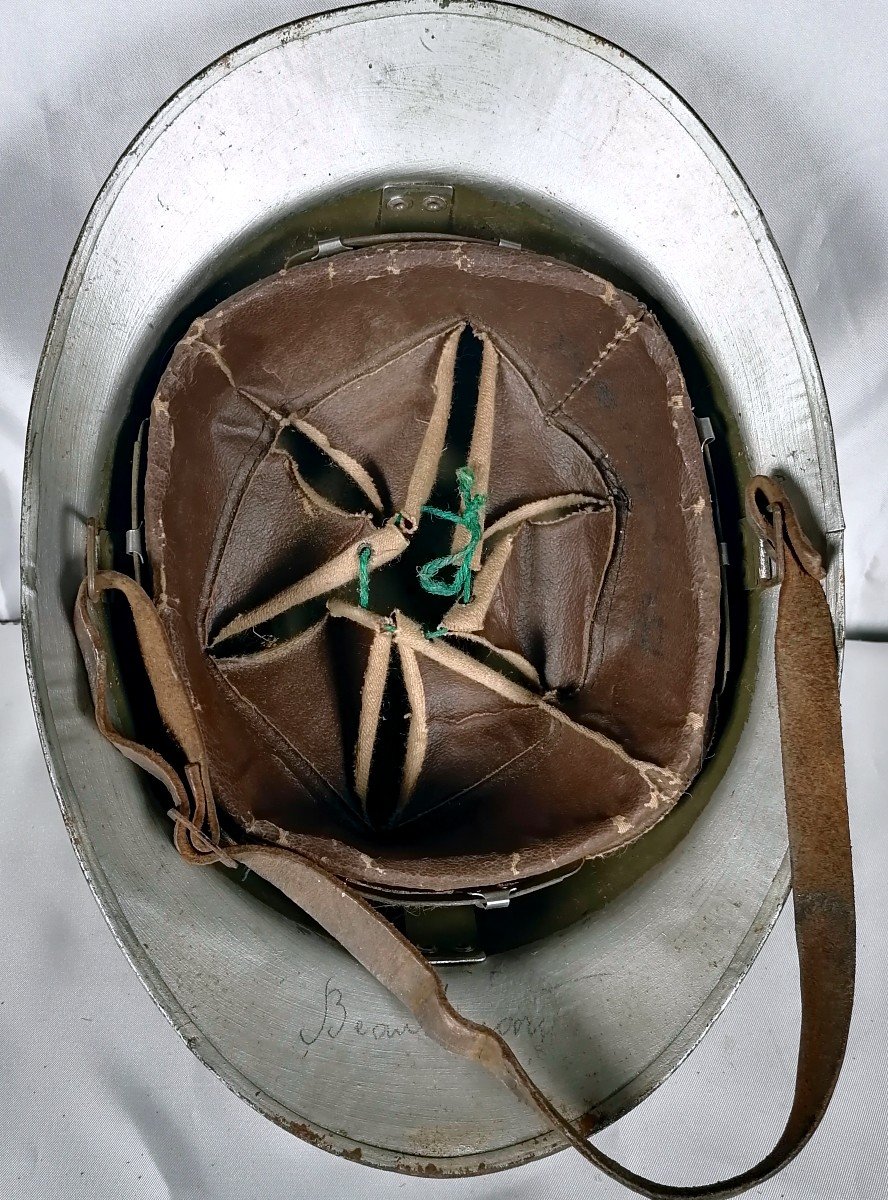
(418, 466), (486, 605)
(357, 544), (372, 608)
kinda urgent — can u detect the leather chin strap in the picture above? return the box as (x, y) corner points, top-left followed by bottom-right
(73, 475), (854, 1198)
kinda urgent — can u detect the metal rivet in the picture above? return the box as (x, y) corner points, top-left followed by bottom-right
(385, 194), (412, 211)
(422, 194), (448, 212)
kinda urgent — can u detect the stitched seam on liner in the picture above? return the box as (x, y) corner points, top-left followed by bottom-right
(549, 309), (647, 418)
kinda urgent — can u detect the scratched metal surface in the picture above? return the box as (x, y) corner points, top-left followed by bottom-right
(22, 1), (842, 1173)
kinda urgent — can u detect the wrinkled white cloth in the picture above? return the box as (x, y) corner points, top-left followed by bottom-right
(0, 0), (886, 630)
(1, 623), (885, 1198)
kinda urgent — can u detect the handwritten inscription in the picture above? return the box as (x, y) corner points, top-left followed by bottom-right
(298, 979), (348, 1045)
(297, 978), (554, 1055)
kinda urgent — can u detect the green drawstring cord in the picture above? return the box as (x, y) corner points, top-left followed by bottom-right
(417, 467), (486, 605)
(357, 544), (372, 609)
(358, 466), (483, 629)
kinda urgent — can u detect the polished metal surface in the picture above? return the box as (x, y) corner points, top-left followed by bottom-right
(22, 1), (842, 1174)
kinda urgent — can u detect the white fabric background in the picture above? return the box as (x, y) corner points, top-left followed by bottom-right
(1, 1), (886, 1197)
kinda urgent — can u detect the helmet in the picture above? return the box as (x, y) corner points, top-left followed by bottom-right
(24, 2), (852, 1190)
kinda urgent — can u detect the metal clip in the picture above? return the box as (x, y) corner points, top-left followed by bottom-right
(469, 887), (515, 911)
(759, 503), (786, 584)
(695, 415), (715, 447)
(759, 535), (778, 583)
(314, 236), (348, 259)
(741, 517), (775, 590)
(125, 527), (144, 562)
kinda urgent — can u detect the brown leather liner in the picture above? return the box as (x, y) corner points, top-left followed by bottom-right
(142, 241), (721, 889)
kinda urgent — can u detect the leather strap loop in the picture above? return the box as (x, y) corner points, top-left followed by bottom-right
(73, 473), (854, 1196)
(746, 475), (827, 582)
